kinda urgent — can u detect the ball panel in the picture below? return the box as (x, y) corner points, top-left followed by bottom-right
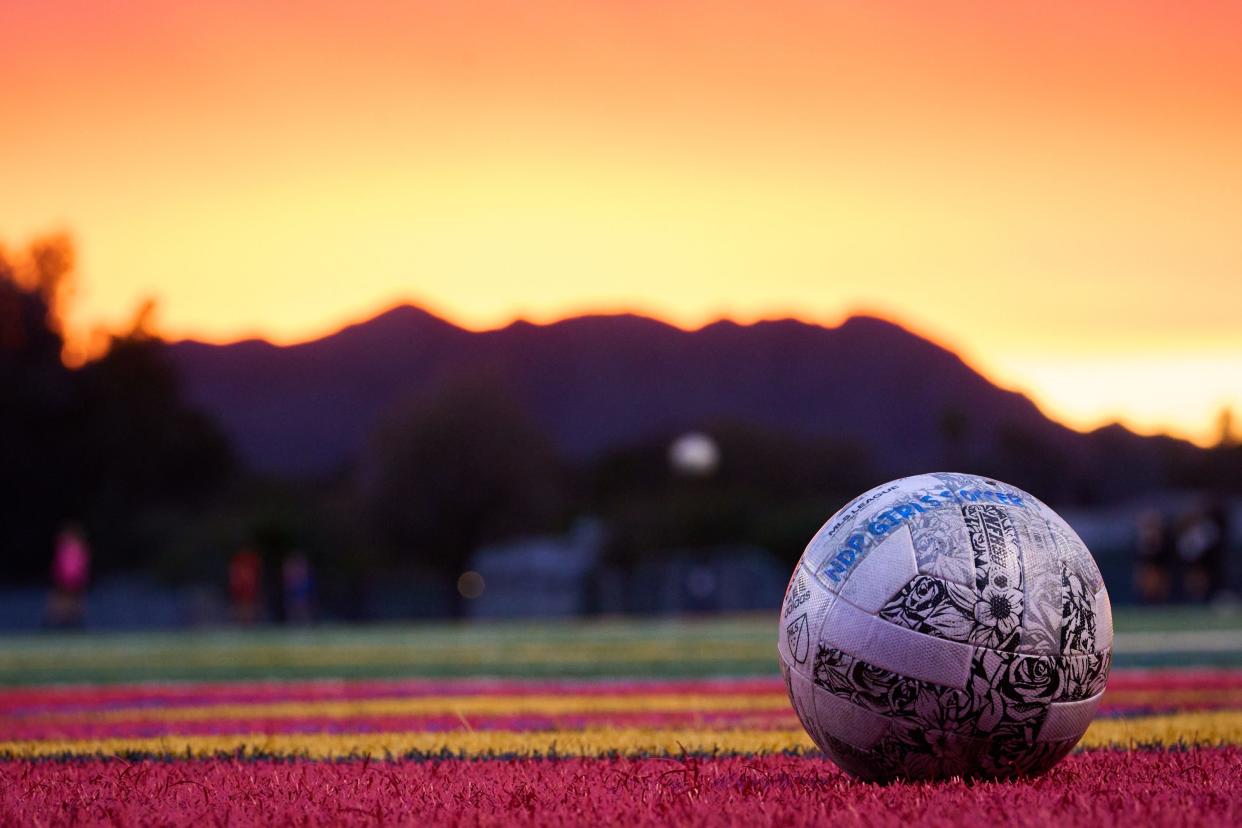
(838, 524), (919, 613)
(820, 592), (975, 689)
(810, 677), (889, 751)
(961, 503), (1024, 593)
(878, 574), (980, 643)
(1093, 586), (1114, 650)
(871, 569), (1113, 661)
(1056, 650), (1111, 701)
(779, 565), (813, 621)
(808, 474), (1041, 596)
(817, 733), (893, 782)
(881, 724), (989, 780)
(809, 642), (1102, 759)
(825, 726), (1079, 782)
(976, 732), (1080, 779)
(1060, 564), (1101, 654)
(960, 504), (1028, 652)
(1037, 691), (1105, 742)
(782, 612), (812, 667)
(778, 567), (834, 670)
(1047, 517), (1105, 593)
(1009, 510), (1066, 654)
(780, 661), (820, 745)
(908, 506), (975, 586)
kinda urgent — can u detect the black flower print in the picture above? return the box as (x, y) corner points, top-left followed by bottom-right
(903, 575), (947, 615)
(879, 575), (976, 641)
(914, 684), (978, 737)
(812, 645), (856, 697)
(980, 728), (1043, 777)
(887, 678), (920, 715)
(996, 655), (1060, 724)
(970, 584), (1024, 648)
(1060, 565), (1097, 653)
(1005, 656), (1060, 702)
(1057, 651), (1111, 701)
(964, 650), (1008, 732)
(847, 660), (902, 710)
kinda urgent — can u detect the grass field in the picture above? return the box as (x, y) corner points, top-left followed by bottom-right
(1, 610), (1239, 825)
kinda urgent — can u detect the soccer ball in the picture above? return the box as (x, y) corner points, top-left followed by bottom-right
(778, 472), (1112, 781)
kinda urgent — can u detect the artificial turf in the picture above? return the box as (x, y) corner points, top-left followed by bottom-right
(0, 611), (1238, 825)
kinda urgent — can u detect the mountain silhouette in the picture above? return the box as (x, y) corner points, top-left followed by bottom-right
(167, 305), (1193, 497)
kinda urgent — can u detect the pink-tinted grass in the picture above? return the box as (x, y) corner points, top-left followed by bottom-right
(7, 670), (1241, 716)
(0, 677), (782, 716)
(1, 749), (1237, 827)
(4, 670), (1239, 717)
(5, 702), (1239, 742)
(0, 709), (799, 740)
(3, 675), (1239, 745)
(1105, 670), (1242, 690)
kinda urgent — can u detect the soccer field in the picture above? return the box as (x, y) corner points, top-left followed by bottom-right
(2, 607), (1240, 684)
(1, 611), (1239, 825)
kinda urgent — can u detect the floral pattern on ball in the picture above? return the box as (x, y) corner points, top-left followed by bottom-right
(1060, 564), (1098, 653)
(782, 473), (1113, 781)
(962, 504), (1026, 650)
(878, 575), (977, 642)
(878, 573), (1025, 653)
(810, 643), (1110, 780)
(907, 506), (975, 586)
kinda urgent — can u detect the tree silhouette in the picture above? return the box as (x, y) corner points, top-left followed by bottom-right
(358, 378), (565, 611)
(1217, 407), (1237, 449)
(75, 330), (234, 571)
(0, 236), (233, 582)
(0, 237), (82, 580)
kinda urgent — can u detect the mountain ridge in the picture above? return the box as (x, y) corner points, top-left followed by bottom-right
(166, 303), (1192, 498)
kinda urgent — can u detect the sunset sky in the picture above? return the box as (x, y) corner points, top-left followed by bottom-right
(2, 1), (1239, 445)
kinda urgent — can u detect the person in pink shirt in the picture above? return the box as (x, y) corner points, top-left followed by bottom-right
(47, 526), (90, 628)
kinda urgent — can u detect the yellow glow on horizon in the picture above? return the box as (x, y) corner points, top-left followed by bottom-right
(970, 351), (1242, 448)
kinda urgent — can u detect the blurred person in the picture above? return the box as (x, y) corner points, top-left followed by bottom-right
(281, 551), (314, 625)
(1176, 499), (1229, 602)
(45, 526), (90, 628)
(1201, 499), (1230, 600)
(229, 548), (263, 625)
(1134, 509), (1173, 603)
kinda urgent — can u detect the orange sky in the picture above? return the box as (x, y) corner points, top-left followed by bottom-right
(2, 1), (1240, 445)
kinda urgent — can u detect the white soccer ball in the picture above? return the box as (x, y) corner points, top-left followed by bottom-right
(778, 472), (1112, 781)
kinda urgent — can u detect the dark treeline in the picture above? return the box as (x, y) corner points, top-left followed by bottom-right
(3, 236), (1240, 615)
(1, 237), (232, 584)
(0, 237), (865, 611)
